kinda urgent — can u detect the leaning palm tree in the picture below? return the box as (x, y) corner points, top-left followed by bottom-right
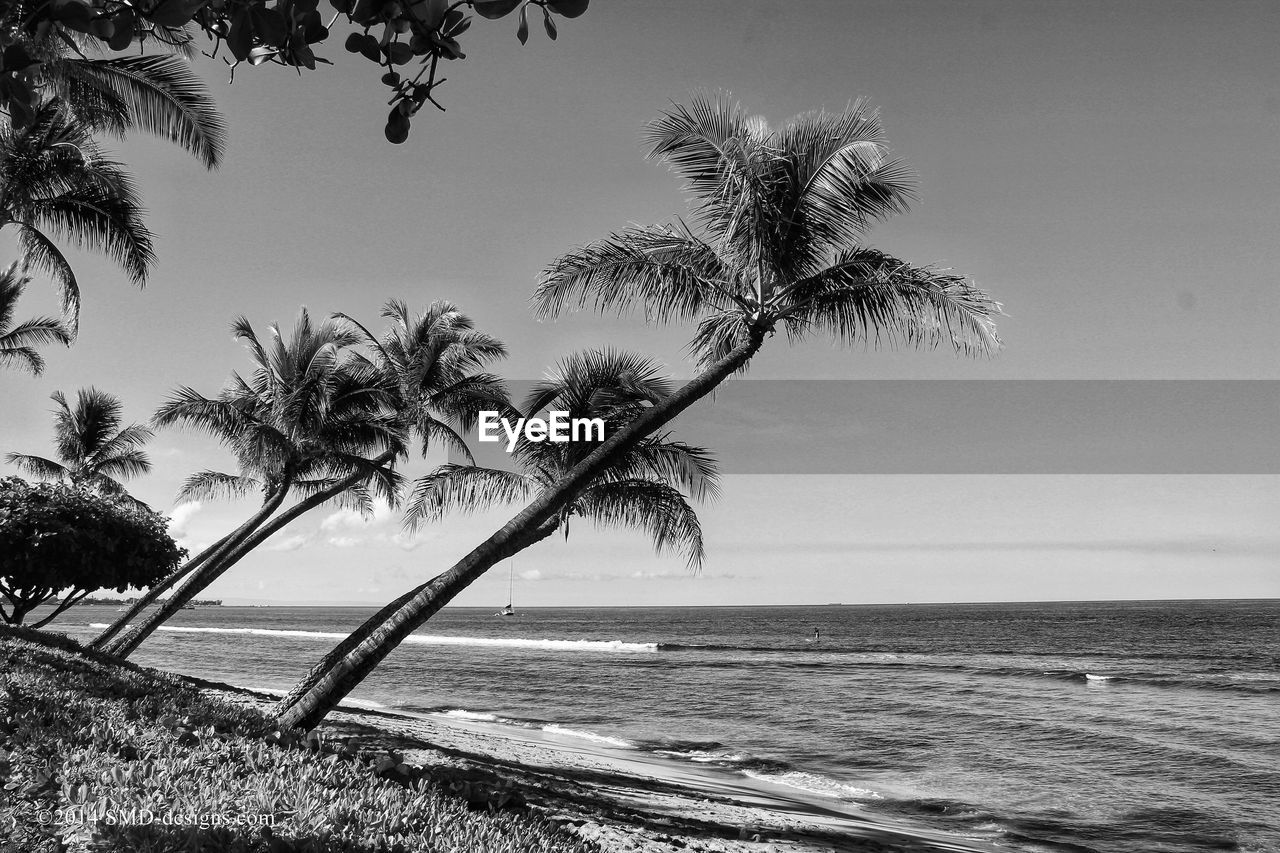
(0, 262), (70, 374)
(278, 93), (1004, 731)
(273, 349), (715, 718)
(99, 308), (407, 658)
(92, 301), (507, 654)
(0, 100), (154, 334)
(7, 386), (152, 502)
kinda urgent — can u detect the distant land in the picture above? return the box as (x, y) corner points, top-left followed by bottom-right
(78, 597), (223, 606)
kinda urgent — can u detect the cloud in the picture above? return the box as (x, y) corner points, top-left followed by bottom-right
(327, 536), (362, 548)
(321, 501), (398, 532)
(518, 568), (543, 581)
(166, 501), (202, 536)
(389, 530), (436, 551)
(266, 534), (310, 552)
(320, 508), (367, 531)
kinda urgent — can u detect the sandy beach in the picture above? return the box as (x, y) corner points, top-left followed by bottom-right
(200, 679), (995, 853)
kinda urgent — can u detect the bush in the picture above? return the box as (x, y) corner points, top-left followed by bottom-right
(0, 478), (185, 627)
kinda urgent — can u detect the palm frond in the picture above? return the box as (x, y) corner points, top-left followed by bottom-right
(533, 225), (736, 322)
(404, 464), (535, 529)
(4, 453), (70, 482)
(177, 470), (262, 502)
(14, 224), (81, 332)
(53, 55), (226, 169)
(575, 478), (706, 569)
(776, 248), (1003, 356)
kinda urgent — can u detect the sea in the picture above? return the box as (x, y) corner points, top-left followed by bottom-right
(50, 599), (1279, 853)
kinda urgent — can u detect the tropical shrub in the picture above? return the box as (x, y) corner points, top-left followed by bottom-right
(0, 477), (184, 627)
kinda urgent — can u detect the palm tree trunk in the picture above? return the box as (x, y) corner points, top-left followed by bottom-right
(270, 585), (432, 717)
(277, 330), (766, 731)
(89, 531), (236, 650)
(105, 449), (397, 658)
(104, 479), (293, 657)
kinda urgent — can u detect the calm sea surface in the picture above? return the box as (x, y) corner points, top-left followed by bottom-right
(50, 599), (1280, 853)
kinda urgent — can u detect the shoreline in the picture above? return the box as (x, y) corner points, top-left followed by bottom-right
(199, 677), (998, 853)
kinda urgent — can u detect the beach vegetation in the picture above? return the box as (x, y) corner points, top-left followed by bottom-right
(0, 478), (183, 627)
(276, 93), (1003, 731)
(0, 631), (596, 852)
(6, 386), (153, 507)
(0, 262), (70, 375)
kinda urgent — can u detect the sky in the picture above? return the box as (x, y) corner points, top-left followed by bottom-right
(2, 1), (1278, 605)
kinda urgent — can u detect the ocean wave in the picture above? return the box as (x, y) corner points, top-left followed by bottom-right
(440, 709), (500, 722)
(110, 624), (658, 654)
(540, 724), (634, 748)
(654, 748), (749, 764)
(742, 769), (880, 801)
(404, 635), (658, 653)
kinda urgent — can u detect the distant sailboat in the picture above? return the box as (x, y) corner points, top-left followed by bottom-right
(496, 563), (516, 617)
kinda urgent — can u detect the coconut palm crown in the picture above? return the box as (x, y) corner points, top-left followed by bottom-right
(6, 386), (152, 501)
(406, 349), (718, 568)
(534, 93), (1002, 366)
(156, 308), (408, 516)
(335, 299), (511, 462)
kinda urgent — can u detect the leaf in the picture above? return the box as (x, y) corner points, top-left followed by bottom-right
(344, 31), (364, 51)
(225, 10), (253, 61)
(542, 6), (556, 39)
(250, 6), (289, 47)
(409, 0), (448, 29)
(516, 4), (528, 43)
(386, 41), (412, 65)
(472, 0), (521, 20)
(358, 35), (382, 62)
(384, 110), (409, 144)
(107, 11), (135, 50)
(147, 0), (207, 28)
(547, 0), (587, 17)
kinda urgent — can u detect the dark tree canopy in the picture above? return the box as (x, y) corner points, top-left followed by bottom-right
(0, 476), (185, 627)
(0, 0), (588, 143)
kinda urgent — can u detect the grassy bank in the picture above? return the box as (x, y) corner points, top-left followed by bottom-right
(0, 629), (596, 853)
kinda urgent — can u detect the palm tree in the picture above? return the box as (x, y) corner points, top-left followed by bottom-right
(7, 386), (153, 502)
(272, 348), (715, 718)
(0, 262), (70, 374)
(93, 301), (508, 655)
(259, 298), (510, 711)
(277, 93), (1004, 731)
(0, 100), (154, 334)
(99, 308), (407, 658)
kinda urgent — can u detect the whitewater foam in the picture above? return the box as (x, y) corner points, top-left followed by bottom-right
(404, 635), (658, 653)
(439, 709), (500, 722)
(120, 624), (657, 653)
(541, 724), (634, 748)
(742, 769), (880, 801)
